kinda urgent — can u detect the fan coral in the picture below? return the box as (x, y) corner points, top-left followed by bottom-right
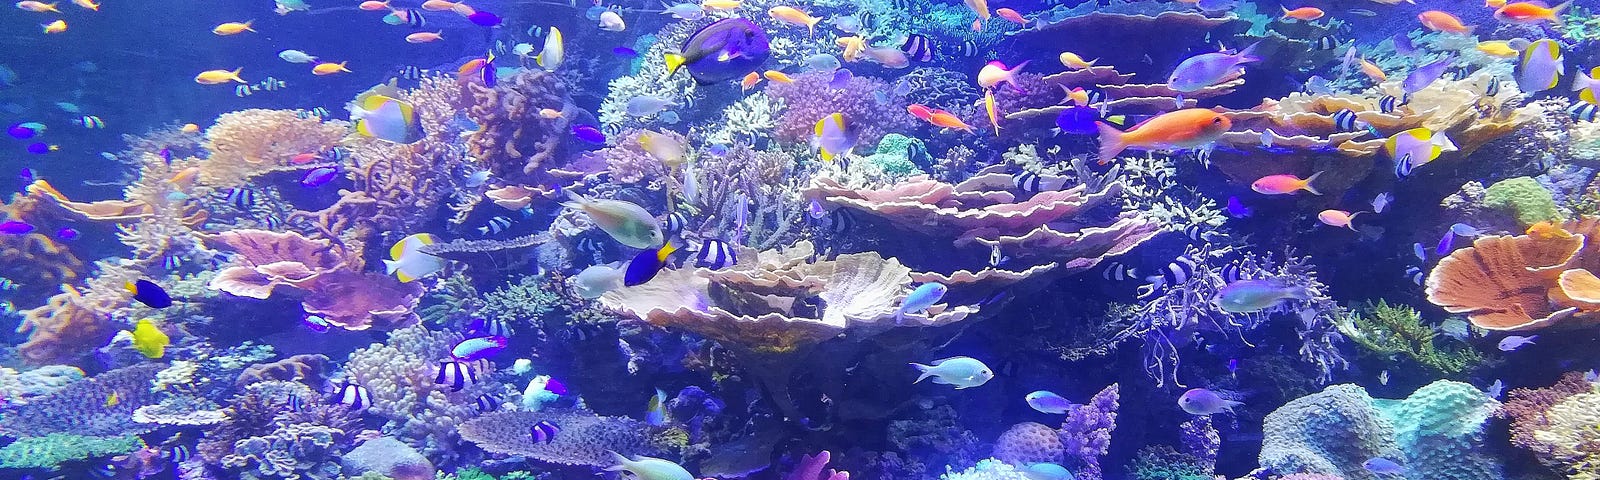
(764, 71), (915, 149)
(457, 409), (669, 467)
(1425, 217), (1600, 331)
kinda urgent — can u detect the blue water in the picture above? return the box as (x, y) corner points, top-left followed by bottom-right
(0, 0), (1597, 478)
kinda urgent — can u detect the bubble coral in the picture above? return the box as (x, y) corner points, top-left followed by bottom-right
(764, 71), (915, 149)
(992, 422), (1064, 465)
(1425, 217), (1600, 331)
(457, 409), (669, 467)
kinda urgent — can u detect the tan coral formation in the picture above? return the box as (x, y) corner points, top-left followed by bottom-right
(1425, 217), (1600, 331)
(199, 109), (350, 188)
(16, 287), (114, 366)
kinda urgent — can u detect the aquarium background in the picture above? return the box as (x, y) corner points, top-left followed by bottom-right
(0, 0), (1599, 479)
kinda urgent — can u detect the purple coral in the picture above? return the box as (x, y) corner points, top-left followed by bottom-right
(993, 422), (1065, 465)
(764, 71), (915, 149)
(1059, 383), (1119, 479)
(666, 386), (724, 443)
(787, 450), (851, 480)
(1180, 416), (1219, 473)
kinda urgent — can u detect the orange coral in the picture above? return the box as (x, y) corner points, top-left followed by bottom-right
(1425, 217), (1600, 331)
(200, 109), (350, 188)
(15, 288), (113, 366)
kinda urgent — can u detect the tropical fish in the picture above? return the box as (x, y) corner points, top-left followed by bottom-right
(996, 7), (1027, 24)
(1372, 193), (1393, 213)
(768, 6), (820, 36)
(1215, 279), (1308, 312)
(661, 3), (704, 20)
(126, 279), (173, 308)
(1476, 40), (1524, 58)
(608, 452), (694, 480)
(311, 62), (350, 75)
(0, 221), (33, 235)
(985, 90), (1000, 136)
(435, 361), (478, 392)
(213, 21), (255, 35)
(624, 242), (679, 286)
(353, 95), (424, 144)
(598, 10), (625, 31)
(804, 53), (841, 71)
(638, 131), (687, 166)
(1418, 10), (1473, 33)
(1096, 108), (1231, 162)
(564, 192), (664, 249)
(1498, 335), (1537, 351)
(300, 167), (338, 187)
(897, 282), (947, 323)
(900, 35), (933, 62)
(977, 60), (1028, 91)
(1168, 43), (1259, 92)
(40, 19), (65, 33)
(1385, 128), (1456, 166)
(466, 10), (502, 27)
(478, 216), (512, 235)
(1518, 39), (1564, 93)
(535, 27), (565, 71)
(1178, 388), (1241, 415)
(645, 388), (668, 425)
(1403, 57), (1453, 93)
(1280, 6), (1324, 20)
(385, 233), (447, 282)
(1025, 390), (1072, 413)
(530, 421), (560, 443)
(195, 68), (246, 85)
(1059, 51), (1096, 69)
(405, 31), (443, 43)
(572, 124), (607, 143)
(1364, 458), (1406, 475)
(336, 384), (371, 410)
(664, 19), (771, 84)
(1359, 59), (1386, 82)
(572, 262), (626, 298)
(130, 319), (169, 359)
(763, 70), (794, 83)
(693, 239), (736, 269)
(1495, 1), (1569, 24)
(910, 356), (994, 389)
(814, 113), (858, 162)
(452, 336), (508, 361)
(1317, 210), (1361, 230)
(1250, 172), (1323, 195)
(15, 1), (59, 12)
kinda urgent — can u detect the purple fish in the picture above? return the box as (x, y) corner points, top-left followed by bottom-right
(544, 378), (568, 395)
(1450, 222), (1482, 237)
(1055, 106), (1099, 135)
(1436, 229), (1455, 255)
(483, 59), (497, 88)
(300, 166), (339, 187)
(1226, 196), (1252, 217)
(1168, 42), (1261, 92)
(1391, 33), (1416, 56)
(1403, 57), (1453, 94)
(0, 221), (34, 234)
(707, 143), (729, 156)
(55, 227), (78, 241)
(572, 124), (606, 143)
(612, 47), (638, 57)
(829, 69), (853, 89)
(1364, 458), (1406, 475)
(158, 147), (173, 165)
(467, 11), (502, 27)
(25, 142), (52, 155)
(6, 123), (36, 139)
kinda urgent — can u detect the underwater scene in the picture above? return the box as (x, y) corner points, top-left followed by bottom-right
(4, 0), (1600, 479)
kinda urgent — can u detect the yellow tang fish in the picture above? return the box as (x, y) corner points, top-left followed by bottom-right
(130, 318), (170, 359)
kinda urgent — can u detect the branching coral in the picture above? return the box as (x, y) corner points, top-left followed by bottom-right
(344, 325), (499, 462)
(1336, 301), (1482, 377)
(464, 71), (571, 178)
(200, 109), (350, 188)
(1505, 372), (1600, 475)
(764, 71), (915, 149)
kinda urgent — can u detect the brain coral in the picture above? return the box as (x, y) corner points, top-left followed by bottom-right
(992, 422), (1065, 465)
(1373, 380), (1502, 480)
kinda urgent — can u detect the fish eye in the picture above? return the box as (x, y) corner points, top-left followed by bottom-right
(1211, 117), (1224, 124)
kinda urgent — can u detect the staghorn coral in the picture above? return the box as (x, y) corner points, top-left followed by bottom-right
(1425, 217), (1600, 331)
(344, 325), (498, 462)
(200, 109), (350, 188)
(764, 71), (915, 149)
(457, 409), (670, 467)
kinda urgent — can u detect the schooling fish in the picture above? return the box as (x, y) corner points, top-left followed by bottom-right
(1169, 43), (1259, 92)
(564, 192), (663, 249)
(1025, 390), (1072, 413)
(1215, 279), (1308, 313)
(385, 233), (446, 282)
(1096, 108), (1230, 162)
(897, 282), (947, 323)
(693, 239), (736, 269)
(1178, 388), (1241, 415)
(195, 68), (246, 85)
(977, 60), (1028, 91)
(910, 356), (994, 389)
(608, 452), (693, 480)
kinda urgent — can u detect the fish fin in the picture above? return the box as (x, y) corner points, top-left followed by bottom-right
(230, 68), (246, 83)
(1094, 121), (1127, 163)
(1223, 400), (1244, 412)
(910, 363), (934, 383)
(1303, 171), (1324, 195)
(606, 451), (630, 471)
(663, 53), (686, 75)
(561, 189), (589, 210)
(1236, 41), (1262, 63)
(383, 259), (401, 275)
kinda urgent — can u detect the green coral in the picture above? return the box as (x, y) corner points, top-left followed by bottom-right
(862, 134), (929, 177)
(419, 272), (483, 325)
(1484, 177), (1562, 226)
(1127, 446), (1213, 480)
(1560, 5), (1600, 44)
(482, 274), (574, 327)
(1337, 301), (1483, 377)
(0, 433), (143, 470)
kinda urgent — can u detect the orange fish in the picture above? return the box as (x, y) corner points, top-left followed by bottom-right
(1095, 108), (1230, 162)
(15, 1), (59, 12)
(740, 71), (762, 91)
(1251, 172), (1324, 195)
(1419, 10), (1474, 33)
(1359, 59), (1386, 82)
(995, 8), (1027, 25)
(181, 123), (200, 134)
(926, 109), (974, 132)
(1485, 0), (1506, 7)
(1065, 87), (1095, 106)
(1281, 6), (1325, 20)
(1527, 221), (1574, 239)
(1317, 209), (1361, 230)
(837, 36), (866, 62)
(762, 70), (793, 83)
(290, 153), (321, 164)
(420, 0), (458, 11)
(458, 57), (488, 77)
(312, 62), (350, 75)
(907, 104), (933, 120)
(358, 0), (390, 10)
(167, 167), (201, 188)
(1494, 1), (1569, 24)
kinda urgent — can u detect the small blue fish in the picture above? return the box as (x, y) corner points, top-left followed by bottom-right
(126, 279), (173, 309)
(1498, 335), (1537, 352)
(1225, 196), (1252, 218)
(896, 283), (947, 323)
(645, 388), (667, 426)
(1403, 57), (1454, 94)
(467, 10), (502, 27)
(1391, 33), (1416, 56)
(1436, 230), (1455, 256)
(613, 46), (638, 57)
(1025, 390), (1072, 414)
(624, 242), (678, 286)
(572, 124), (607, 143)
(300, 166), (338, 187)
(829, 69), (853, 89)
(452, 336), (508, 361)
(1449, 223), (1482, 237)
(1168, 43), (1260, 92)
(911, 356), (994, 389)
(1413, 242), (1427, 261)
(1363, 457), (1406, 475)
(302, 314), (331, 333)
(55, 227), (77, 241)
(1177, 388), (1241, 415)
(1371, 192), (1392, 213)
(1486, 379), (1505, 399)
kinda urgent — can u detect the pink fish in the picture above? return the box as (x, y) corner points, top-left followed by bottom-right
(1251, 172), (1323, 195)
(995, 8), (1027, 24)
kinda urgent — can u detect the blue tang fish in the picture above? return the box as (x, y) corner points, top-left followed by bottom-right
(664, 18), (771, 84)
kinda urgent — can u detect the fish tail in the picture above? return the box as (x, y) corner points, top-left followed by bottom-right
(383, 259), (400, 275)
(230, 68), (246, 83)
(1345, 211), (1362, 230)
(1574, 71), (1595, 93)
(245, 20), (256, 31)
(561, 189), (589, 210)
(1302, 171), (1324, 195)
(1095, 121), (1127, 164)
(606, 451), (630, 471)
(664, 53), (686, 76)
(1237, 41), (1262, 63)
(910, 363), (934, 383)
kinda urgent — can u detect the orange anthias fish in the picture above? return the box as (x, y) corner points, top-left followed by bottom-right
(837, 36), (866, 62)
(1281, 6), (1325, 20)
(1065, 87), (1095, 106)
(1360, 59), (1386, 82)
(1251, 172), (1324, 195)
(358, 0), (391, 10)
(1484, 0), (1506, 7)
(1527, 221), (1574, 239)
(741, 72), (762, 91)
(167, 167), (201, 188)
(1419, 10), (1474, 33)
(1095, 108), (1230, 162)
(926, 109), (975, 132)
(1317, 209), (1361, 230)
(907, 104), (934, 120)
(421, 0), (458, 11)
(995, 8), (1027, 25)
(458, 57), (489, 77)
(1494, 1), (1569, 24)
(312, 61), (351, 75)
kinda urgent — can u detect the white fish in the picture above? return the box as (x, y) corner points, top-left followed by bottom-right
(910, 356), (994, 389)
(278, 49), (317, 63)
(535, 27), (565, 71)
(1498, 335), (1536, 352)
(384, 233), (446, 282)
(626, 95), (678, 116)
(661, 3), (705, 20)
(1371, 192), (1393, 213)
(562, 191), (664, 249)
(571, 262), (626, 298)
(598, 10), (626, 31)
(1486, 379), (1504, 399)
(1025, 390), (1072, 414)
(608, 452), (694, 480)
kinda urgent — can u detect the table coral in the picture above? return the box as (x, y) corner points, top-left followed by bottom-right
(0, 432), (143, 469)
(0, 363), (164, 438)
(1426, 217), (1600, 331)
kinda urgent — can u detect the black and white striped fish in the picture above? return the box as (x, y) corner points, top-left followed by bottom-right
(225, 187), (256, 210)
(1394, 152), (1414, 179)
(493, 40), (509, 56)
(402, 8), (426, 28)
(1570, 102), (1597, 122)
(336, 383), (371, 410)
(478, 216), (512, 235)
(1332, 109), (1364, 131)
(163, 445), (193, 463)
(1483, 78), (1500, 96)
(1013, 171), (1067, 193)
(576, 236), (605, 257)
(1102, 261), (1138, 281)
(1182, 223), (1207, 242)
(475, 394), (500, 412)
(695, 239), (736, 269)
(255, 77), (286, 91)
(434, 361), (478, 392)
(469, 317), (512, 338)
(1378, 94), (1407, 114)
(900, 34), (934, 62)
(1447, 66), (1471, 81)
(75, 115), (105, 128)
(662, 212), (688, 235)
(235, 84), (256, 97)
(1314, 35), (1341, 50)
(819, 208), (854, 235)
(399, 65), (425, 81)
(323, 146), (347, 161)
(955, 40), (978, 58)
(1150, 253), (1199, 289)
(530, 420), (560, 443)
(262, 213), (283, 230)
(286, 393), (306, 412)
(297, 107), (331, 119)
(1220, 261), (1242, 283)
(527, 25), (545, 37)
(1405, 266), (1424, 285)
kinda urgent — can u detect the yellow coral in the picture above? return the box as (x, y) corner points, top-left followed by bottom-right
(200, 109), (350, 188)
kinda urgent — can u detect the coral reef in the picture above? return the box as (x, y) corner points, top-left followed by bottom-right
(1426, 217), (1600, 331)
(457, 409), (670, 467)
(764, 71), (915, 148)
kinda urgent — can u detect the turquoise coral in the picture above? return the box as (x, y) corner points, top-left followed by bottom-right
(1484, 176), (1562, 226)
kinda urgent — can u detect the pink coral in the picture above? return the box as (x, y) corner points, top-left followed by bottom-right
(205, 230), (349, 299)
(993, 422), (1065, 465)
(301, 272), (423, 331)
(765, 71), (915, 148)
(788, 451), (850, 480)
